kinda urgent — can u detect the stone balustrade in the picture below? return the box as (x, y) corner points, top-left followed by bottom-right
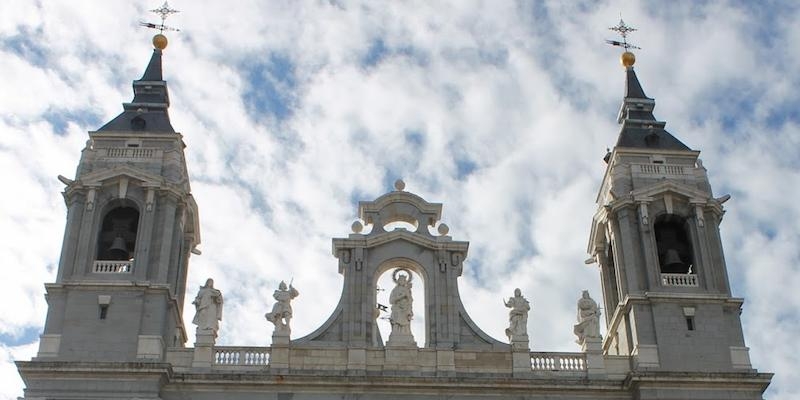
(530, 352), (587, 372)
(105, 147), (158, 159)
(214, 347), (270, 366)
(183, 346), (597, 376)
(93, 260), (133, 273)
(661, 273), (698, 287)
(633, 163), (688, 176)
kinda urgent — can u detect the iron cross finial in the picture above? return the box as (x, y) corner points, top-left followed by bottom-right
(140, 1), (181, 34)
(606, 19), (641, 51)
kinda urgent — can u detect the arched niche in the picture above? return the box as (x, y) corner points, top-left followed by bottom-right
(374, 258), (428, 348)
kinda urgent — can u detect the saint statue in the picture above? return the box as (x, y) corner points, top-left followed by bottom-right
(192, 278), (223, 337)
(504, 288), (530, 342)
(387, 268), (415, 345)
(573, 290), (601, 345)
(265, 281), (300, 336)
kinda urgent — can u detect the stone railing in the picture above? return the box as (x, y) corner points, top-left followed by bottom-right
(214, 347), (270, 366)
(661, 273), (698, 287)
(530, 352), (586, 372)
(633, 163), (688, 176)
(105, 147), (158, 159)
(93, 260), (133, 273)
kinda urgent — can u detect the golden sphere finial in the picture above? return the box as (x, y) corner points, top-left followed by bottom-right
(153, 34), (168, 50)
(621, 51), (636, 68)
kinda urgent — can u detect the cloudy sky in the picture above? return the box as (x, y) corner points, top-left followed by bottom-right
(1, 0), (798, 398)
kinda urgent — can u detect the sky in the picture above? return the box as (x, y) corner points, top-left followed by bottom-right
(1, 0), (798, 398)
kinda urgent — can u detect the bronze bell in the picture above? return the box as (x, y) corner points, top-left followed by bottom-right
(663, 248), (684, 272)
(107, 236), (129, 261)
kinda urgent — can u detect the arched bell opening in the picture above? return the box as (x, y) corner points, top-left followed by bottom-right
(603, 241), (620, 322)
(654, 214), (694, 275)
(374, 262), (426, 348)
(96, 206), (140, 261)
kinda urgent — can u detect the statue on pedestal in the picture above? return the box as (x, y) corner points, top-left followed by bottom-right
(192, 278), (223, 337)
(265, 281), (300, 337)
(387, 268), (416, 346)
(504, 288), (530, 343)
(573, 290), (601, 345)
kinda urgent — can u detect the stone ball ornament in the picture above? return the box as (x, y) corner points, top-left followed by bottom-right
(351, 220), (364, 233)
(437, 223), (449, 235)
(394, 179), (406, 191)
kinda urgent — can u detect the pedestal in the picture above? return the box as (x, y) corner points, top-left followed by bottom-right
(510, 334), (529, 351)
(272, 333), (290, 346)
(192, 332), (215, 368)
(581, 336), (605, 376)
(270, 331), (291, 371)
(386, 331), (417, 348)
(512, 350), (532, 377)
(511, 334), (531, 377)
(270, 345), (289, 370)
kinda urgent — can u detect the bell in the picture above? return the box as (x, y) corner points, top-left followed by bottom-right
(107, 236), (129, 261)
(663, 248), (685, 272)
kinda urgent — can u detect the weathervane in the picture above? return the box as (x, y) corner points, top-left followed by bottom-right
(140, 1), (180, 34)
(606, 18), (640, 68)
(139, 1), (180, 50)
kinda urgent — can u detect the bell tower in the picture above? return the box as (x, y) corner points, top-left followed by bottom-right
(588, 37), (753, 373)
(35, 33), (200, 363)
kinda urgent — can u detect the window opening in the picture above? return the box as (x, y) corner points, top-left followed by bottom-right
(97, 207), (139, 261)
(655, 216), (694, 274)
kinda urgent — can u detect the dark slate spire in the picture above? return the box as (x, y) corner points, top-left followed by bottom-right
(140, 47), (163, 81)
(96, 46), (175, 133)
(614, 62), (690, 151)
(624, 67), (648, 99)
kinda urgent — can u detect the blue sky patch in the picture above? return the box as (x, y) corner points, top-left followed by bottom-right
(2, 26), (49, 67)
(362, 38), (388, 67)
(240, 53), (297, 122)
(455, 157), (477, 179)
(43, 108), (103, 136)
(0, 326), (40, 347)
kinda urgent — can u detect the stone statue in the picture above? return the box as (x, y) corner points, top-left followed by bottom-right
(573, 290), (601, 345)
(192, 278), (223, 337)
(265, 281), (299, 336)
(504, 288), (530, 342)
(387, 268), (415, 345)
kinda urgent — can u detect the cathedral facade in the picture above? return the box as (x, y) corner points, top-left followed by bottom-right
(16, 35), (772, 400)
